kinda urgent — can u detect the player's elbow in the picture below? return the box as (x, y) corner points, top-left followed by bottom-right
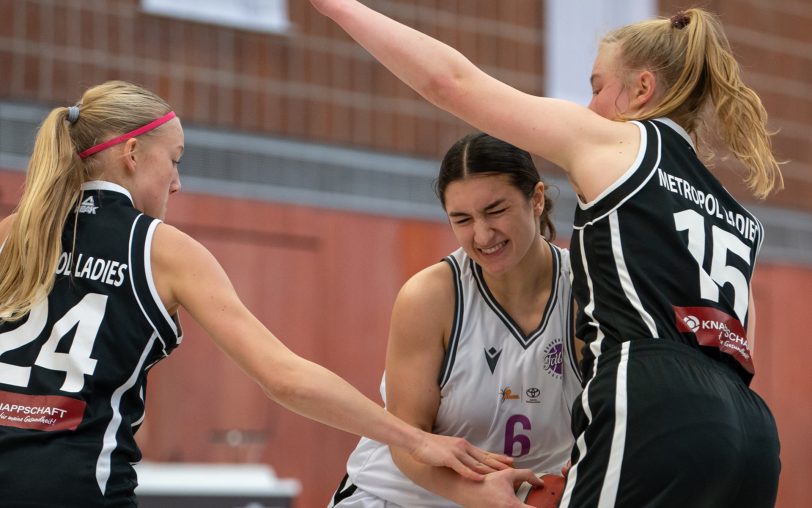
(419, 70), (467, 111)
(254, 355), (303, 403)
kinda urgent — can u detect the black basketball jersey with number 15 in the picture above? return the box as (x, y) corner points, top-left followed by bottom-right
(0, 180), (182, 507)
(570, 118), (763, 385)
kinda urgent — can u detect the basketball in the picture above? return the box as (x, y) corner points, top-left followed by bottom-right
(517, 474), (566, 508)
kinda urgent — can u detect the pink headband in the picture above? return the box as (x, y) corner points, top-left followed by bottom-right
(78, 111), (177, 160)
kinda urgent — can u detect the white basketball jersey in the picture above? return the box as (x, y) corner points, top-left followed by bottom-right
(344, 244), (581, 508)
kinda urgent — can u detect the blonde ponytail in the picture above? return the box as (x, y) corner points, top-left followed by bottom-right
(605, 8), (783, 198)
(0, 108), (85, 321)
(0, 81), (171, 322)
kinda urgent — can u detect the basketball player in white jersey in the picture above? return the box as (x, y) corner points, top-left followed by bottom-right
(330, 133), (582, 507)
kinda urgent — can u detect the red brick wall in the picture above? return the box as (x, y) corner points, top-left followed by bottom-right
(0, 0), (543, 158)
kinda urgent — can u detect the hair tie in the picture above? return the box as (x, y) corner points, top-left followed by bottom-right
(67, 105), (80, 124)
(670, 11), (690, 29)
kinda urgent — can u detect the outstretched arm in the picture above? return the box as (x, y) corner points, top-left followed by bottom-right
(309, 0), (639, 201)
(150, 223), (508, 481)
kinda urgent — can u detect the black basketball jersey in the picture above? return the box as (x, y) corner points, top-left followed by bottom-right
(570, 118), (763, 385)
(0, 181), (181, 506)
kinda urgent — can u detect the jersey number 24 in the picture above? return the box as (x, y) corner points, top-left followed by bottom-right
(0, 294), (106, 393)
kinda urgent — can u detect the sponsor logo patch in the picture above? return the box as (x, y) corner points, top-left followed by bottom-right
(673, 305), (754, 374)
(0, 390), (86, 431)
(525, 387), (541, 404)
(499, 387), (520, 402)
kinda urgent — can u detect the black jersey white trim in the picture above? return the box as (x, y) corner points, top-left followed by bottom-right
(96, 332), (158, 494)
(609, 211), (658, 338)
(82, 180), (134, 204)
(564, 292), (582, 387)
(599, 341), (630, 505)
(576, 122), (648, 211)
(573, 121), (662, 229)
(143, 220), (181, 342)
(128, 215), (180, 356)
(576, 228), (605, 373)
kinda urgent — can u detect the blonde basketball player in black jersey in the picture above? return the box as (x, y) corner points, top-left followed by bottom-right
(312, 2), (783, 507)
(329, 133), (582, 507)
(0, 81), (511, 507)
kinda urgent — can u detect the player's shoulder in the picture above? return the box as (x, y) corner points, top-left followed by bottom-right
(392, 261), (456, 321)
(399, 261), (455, 302)
(151, 223), (220, 280)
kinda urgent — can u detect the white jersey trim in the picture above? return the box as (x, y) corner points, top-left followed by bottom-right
(143, 219), (181, 342)
(128, 216), (167, 353)
(573, 122), (663, 230)
(96, 333), (157, 494)
(609, 211), (658, 338)
(598, 341), (630, 508)
(81, 180), (134, 204)
(577, 122), (648, 210)
(127, 216), (181, 356)
(652, 117), (695, 150)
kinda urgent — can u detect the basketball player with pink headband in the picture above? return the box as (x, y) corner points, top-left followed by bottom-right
(0, 80), (514, 507)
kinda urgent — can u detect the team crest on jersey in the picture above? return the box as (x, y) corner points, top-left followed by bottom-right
(542, 339), (564, 379)
(484, 346), (502, 374)
(77, 196), (98, 214)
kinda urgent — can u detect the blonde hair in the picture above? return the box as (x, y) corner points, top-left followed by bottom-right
(0, 81), (171, 321)
(603, 8), (783, 199)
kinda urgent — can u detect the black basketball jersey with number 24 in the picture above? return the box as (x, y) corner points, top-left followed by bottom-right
(0, 181), (181, 507)
(570, 118), (763, 385)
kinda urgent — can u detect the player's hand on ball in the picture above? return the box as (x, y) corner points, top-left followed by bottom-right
(516, 474), (567, 508)
(409, 432), (513, 481)
(456, 468), (542, 508)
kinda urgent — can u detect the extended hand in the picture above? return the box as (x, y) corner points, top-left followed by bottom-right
(462, 468), (544, 508)
(409, 432), (514, 481)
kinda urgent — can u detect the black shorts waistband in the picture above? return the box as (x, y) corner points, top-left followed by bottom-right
(595, 338), (745, 385)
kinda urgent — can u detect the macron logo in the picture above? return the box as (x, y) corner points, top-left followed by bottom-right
(78, 196), (98, 214)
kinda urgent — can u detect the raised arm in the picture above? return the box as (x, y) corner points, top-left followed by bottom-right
(149, 222), (506, 481)
(309, 0), (639, 200)
(385, 263), (540, 506)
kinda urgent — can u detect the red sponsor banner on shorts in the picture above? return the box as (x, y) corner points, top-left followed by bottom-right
(0, 390), (86, 431)
(673, 305), (754, 374)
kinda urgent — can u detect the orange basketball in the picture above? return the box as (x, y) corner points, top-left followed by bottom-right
(519, 474), (566, 508)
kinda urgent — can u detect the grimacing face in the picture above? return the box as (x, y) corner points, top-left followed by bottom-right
(444, 174), (542, 276)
